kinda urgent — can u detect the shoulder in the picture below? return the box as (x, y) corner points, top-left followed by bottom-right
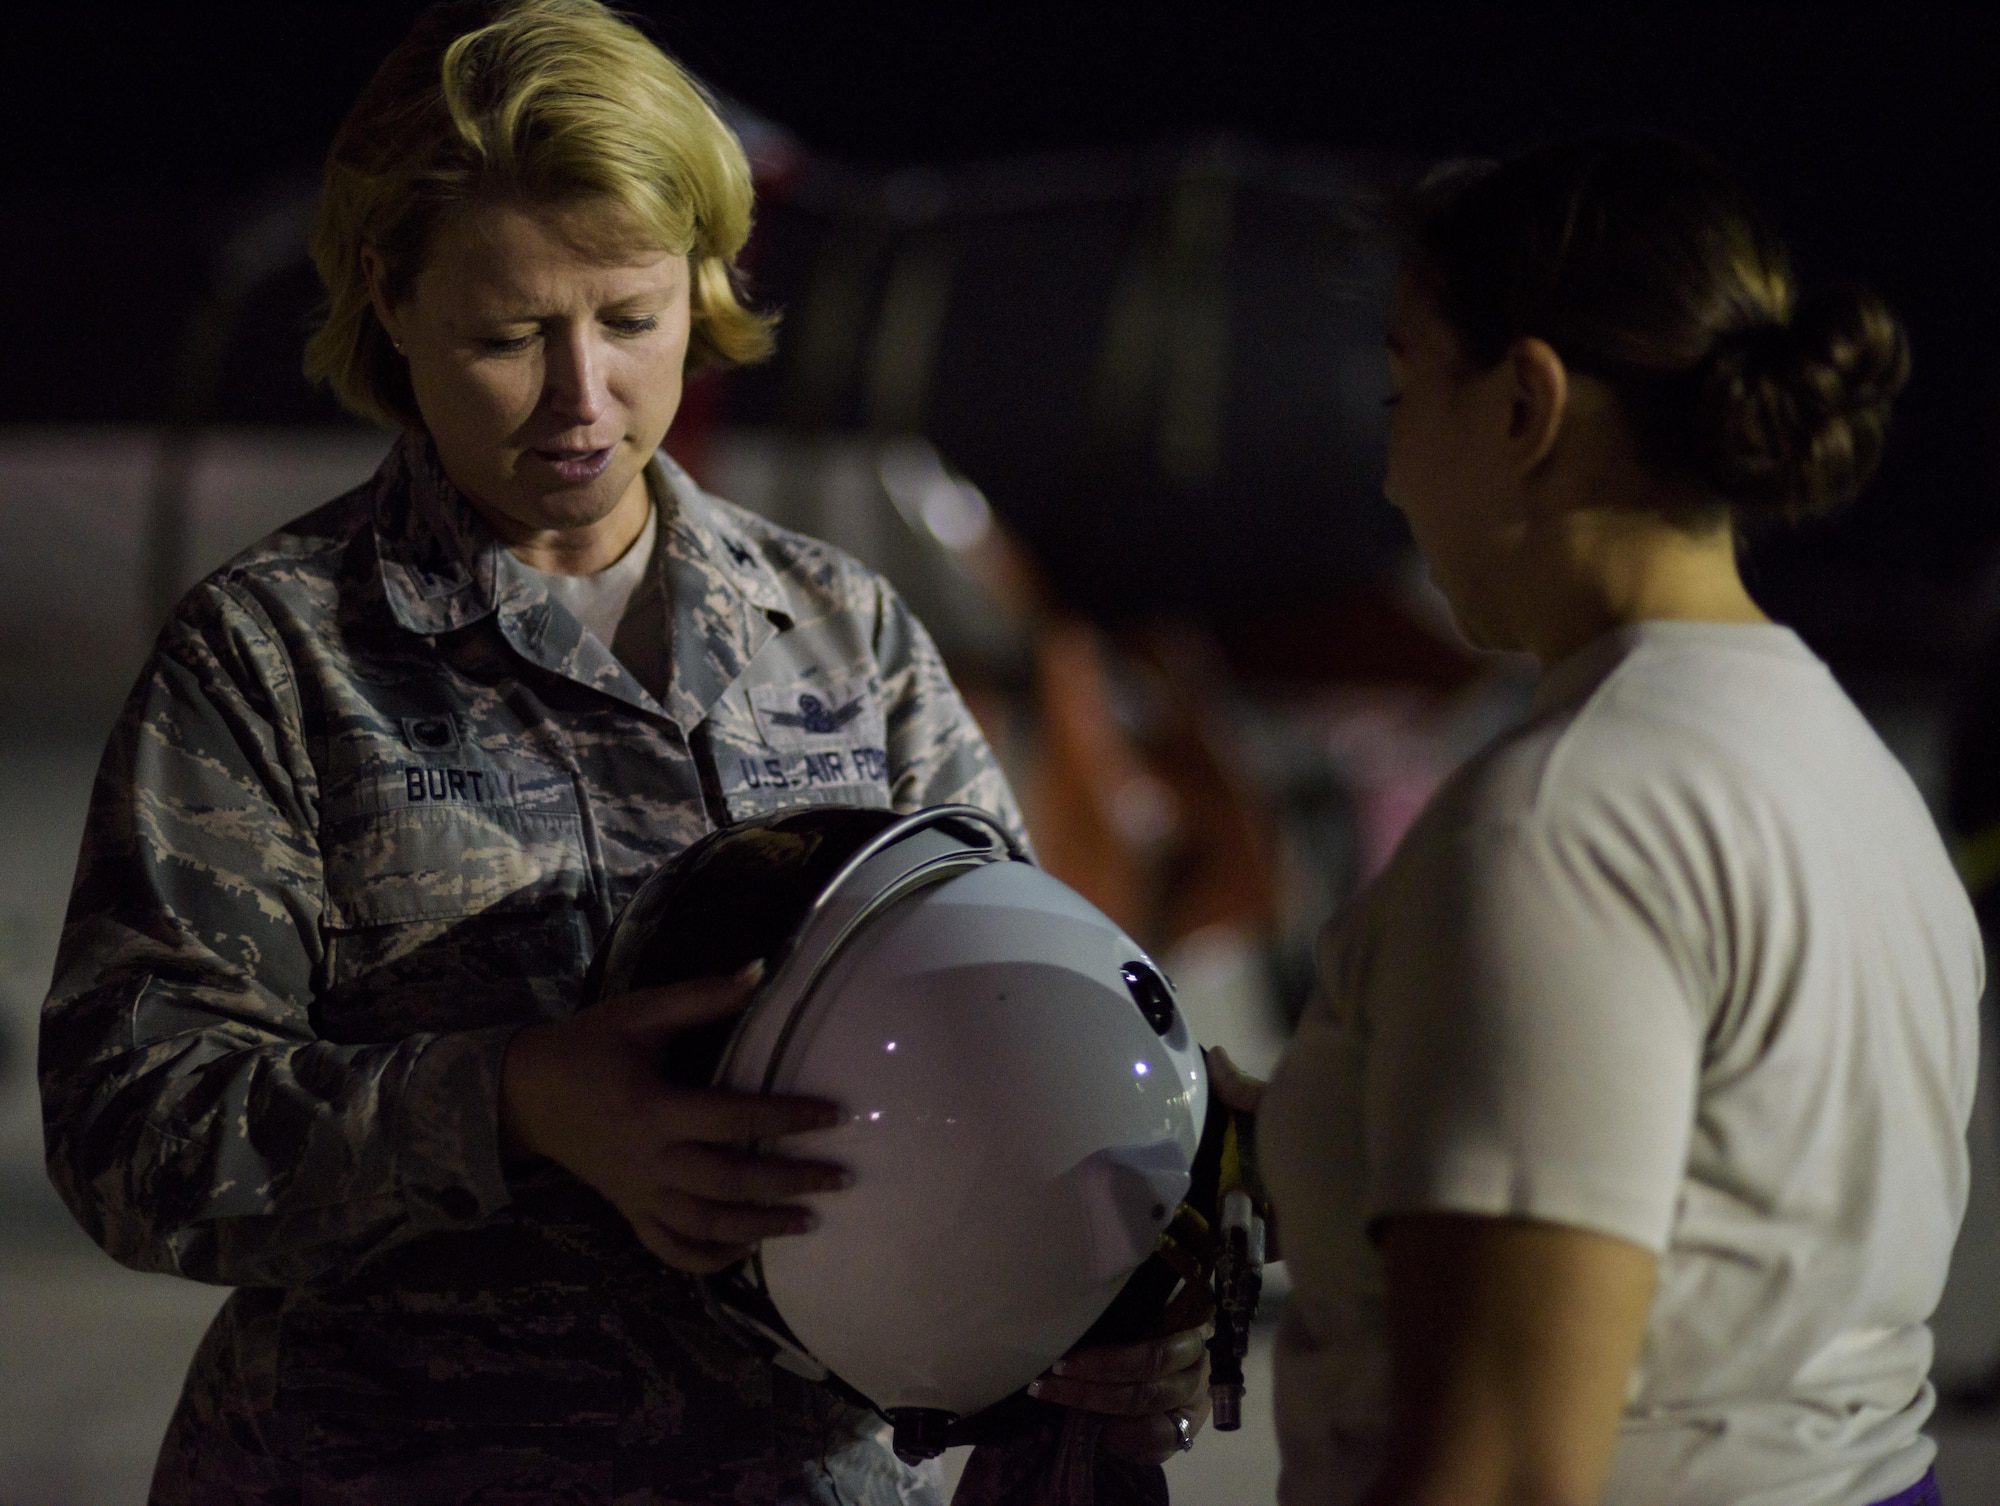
(723, 496), (889, 606)
(1450, 632), (1819, 842)
(1378, 629), (1870, 964)
(1364, 645), (1739, 949)
(187, 473), (383, 630)
(147, 451), (406, 715)
(1330, 670), (1717, 1033)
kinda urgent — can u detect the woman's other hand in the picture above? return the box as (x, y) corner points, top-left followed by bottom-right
(1205, 1043), (1279, 1258)
(1029, 1048), (1262, 1465)
(1206, 1044), (1264, 1112)
(499, 962), (850, 1272)
(1028, 1326), (1213, 1465)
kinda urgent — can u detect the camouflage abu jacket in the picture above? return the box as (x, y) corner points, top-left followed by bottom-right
(39, 431), (1026, 1505)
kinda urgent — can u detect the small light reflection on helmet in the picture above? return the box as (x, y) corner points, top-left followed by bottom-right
(1133, 1061), (1150, 1076)
(885, 1041), (897, 1052)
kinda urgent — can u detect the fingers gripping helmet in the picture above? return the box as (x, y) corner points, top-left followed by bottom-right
(586, 805), (1209, 1461)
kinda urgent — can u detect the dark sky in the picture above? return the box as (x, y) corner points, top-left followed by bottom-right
(5, 4), (1995, 656)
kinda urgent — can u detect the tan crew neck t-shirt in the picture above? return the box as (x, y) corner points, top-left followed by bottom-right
(513, 502), (659, 652)
(1261, 621), (1981, 1506)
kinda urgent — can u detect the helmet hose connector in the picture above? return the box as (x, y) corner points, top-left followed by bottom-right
(1206, 1117), (1268, 1432)
(887, 1406), (958, 1464)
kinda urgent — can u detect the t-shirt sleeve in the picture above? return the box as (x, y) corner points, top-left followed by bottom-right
(1361, 812), (1704, 1254)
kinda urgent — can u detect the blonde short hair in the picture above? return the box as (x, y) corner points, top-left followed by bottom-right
(305, 0), (775, 429)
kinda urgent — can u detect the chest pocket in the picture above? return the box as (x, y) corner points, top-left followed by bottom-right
(321, 754), (590, 927)
(316, 745), (594, 1033)
(717, 677), (893, 820)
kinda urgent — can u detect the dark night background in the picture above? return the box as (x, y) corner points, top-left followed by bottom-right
(4, 3), (1996, 667)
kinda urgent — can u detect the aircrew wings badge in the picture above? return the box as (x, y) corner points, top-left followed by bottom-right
(750, 679), (887, 753)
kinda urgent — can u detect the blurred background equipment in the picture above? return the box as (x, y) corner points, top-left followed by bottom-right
(704, 125), (1499, 1079)
(731, 137), (1408, 624)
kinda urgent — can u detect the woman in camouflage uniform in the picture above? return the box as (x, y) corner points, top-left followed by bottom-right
(39, 3), (1210, 1500)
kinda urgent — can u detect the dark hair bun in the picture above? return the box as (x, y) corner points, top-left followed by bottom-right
(1694, 286), (1910, 523)
(1410, 134), (1914, 529)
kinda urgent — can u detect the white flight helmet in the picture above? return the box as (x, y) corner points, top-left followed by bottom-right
(588, 804), (1209, 1461)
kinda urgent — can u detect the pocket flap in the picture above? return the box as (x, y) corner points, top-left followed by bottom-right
(321, 758), (588, 928)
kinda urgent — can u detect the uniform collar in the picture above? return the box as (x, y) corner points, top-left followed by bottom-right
(374, 431), (788, 729)
(374, 431), (505, 637)
(654, 451), (792, 623)
(655, 453), (788, 729)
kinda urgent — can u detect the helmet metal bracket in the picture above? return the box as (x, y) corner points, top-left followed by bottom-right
(721, 805), (1027, 1096)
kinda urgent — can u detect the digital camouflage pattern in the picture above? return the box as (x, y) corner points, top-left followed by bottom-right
(39, 432), (1029, 1504)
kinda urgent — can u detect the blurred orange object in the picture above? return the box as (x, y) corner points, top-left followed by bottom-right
(1020, 617), (1274, 956)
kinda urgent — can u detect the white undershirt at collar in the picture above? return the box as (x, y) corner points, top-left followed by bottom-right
(514, 503), (659, 649)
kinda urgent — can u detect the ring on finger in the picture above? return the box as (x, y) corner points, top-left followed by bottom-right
(1171, 1411), (1194, 1453)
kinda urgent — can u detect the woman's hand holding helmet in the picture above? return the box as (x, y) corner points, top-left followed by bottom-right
(1028, 1326), (1214, 1464)
(1023, 1042), (1281, 1463)
(499, 961), (852, 1272)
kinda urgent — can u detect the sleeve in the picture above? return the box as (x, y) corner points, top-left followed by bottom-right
(1360, 812), (1705, 1254)
(38, 581), (517, 1289)
(871, 576), (1034, 857)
